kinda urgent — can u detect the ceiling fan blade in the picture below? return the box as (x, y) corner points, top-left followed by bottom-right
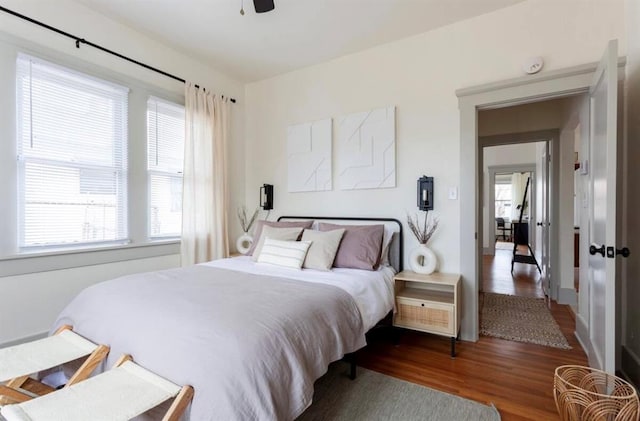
(253, 0), (274, 13)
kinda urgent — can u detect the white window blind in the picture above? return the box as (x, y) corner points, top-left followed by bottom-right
(16, 54), (129, 249)
(147, 97), (185, 238)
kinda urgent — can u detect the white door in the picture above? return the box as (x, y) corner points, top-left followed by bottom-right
(535, 142), (551, 302)
(588, 40), (618, 373)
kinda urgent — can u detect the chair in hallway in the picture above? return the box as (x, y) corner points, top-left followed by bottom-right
(495, 217), (512, 242)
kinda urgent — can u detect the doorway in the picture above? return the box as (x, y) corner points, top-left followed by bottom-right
(483, 157), (541, 299)
(456, 62), (609, 342)
(475, 96), (587, 341)
(457, 41), (621, 374)
(485, 161), (538, 257)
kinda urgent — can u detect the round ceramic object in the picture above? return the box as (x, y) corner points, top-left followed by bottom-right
(236, 233), (253, 255)
(409, 244), (437, 274)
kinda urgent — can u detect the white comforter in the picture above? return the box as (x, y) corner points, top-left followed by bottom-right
(53, 259), (394, 420)
(205, 257), (396, 331)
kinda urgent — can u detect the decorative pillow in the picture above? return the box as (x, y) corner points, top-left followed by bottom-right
(301, 228), (346, 271)
(317, 223), (384, 270)
(257, 238), (312, 270)
(250, 226), (304, 262)
(246, 220), (314, 256)
(379, 226), (396, 267)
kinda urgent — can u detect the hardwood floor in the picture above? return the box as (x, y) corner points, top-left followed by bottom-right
(485, 242), (544, 298)
(357, 248), (587, 421)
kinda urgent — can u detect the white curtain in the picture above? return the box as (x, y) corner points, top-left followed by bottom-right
(181, 82), (230, 265)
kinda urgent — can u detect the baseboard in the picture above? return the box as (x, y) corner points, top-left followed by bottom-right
(557, 287), (577, 306)
(621, 346), (640, 389)
(575, 314), (590, 356)
(0, 331), (48, 348)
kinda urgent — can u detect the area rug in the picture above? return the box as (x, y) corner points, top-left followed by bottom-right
(297, 363), (500, 421)
(480, 292), (571, 349)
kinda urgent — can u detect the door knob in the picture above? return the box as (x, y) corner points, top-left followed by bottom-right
(590, 244), (605, 257)
(536, 222), (543, 226)
(616, 247), (631, 258)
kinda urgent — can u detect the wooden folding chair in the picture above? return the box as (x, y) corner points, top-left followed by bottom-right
(1, 355), (194, 421)
(0, 325), (109, 405)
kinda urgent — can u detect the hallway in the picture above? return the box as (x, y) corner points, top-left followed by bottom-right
(484, 242), (544, 298)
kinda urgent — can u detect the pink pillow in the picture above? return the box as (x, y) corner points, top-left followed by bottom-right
(317, 223), (384, 270)
(246, 220), (314, 255)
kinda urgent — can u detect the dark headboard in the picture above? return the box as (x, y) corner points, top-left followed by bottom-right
(277, 216), (403, 272)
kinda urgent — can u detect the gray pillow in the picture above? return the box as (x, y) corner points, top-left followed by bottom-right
(250, 226), (304, 262)
(317, 223), (384, 270)
(301, 228), (346, 271)
(246, 220), (313, 255)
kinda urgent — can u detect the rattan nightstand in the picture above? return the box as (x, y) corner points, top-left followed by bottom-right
(393, 270), (461, 357)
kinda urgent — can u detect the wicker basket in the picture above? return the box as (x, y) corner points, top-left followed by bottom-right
(554, 365), (639, 421)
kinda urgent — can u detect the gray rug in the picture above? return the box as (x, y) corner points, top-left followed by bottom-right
(297, 363), (500, 421)
(480, 292), (571, 349)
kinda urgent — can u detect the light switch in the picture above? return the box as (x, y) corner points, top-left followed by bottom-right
(448, 187), (458, 200)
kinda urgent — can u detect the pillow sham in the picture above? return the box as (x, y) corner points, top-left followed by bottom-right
(379, 226), (396, 267)
(301, 228), (346, 271)
(257, 238), (312, 270)
(317, 223), (384, 270)
(250, 226), (304, 262)
(246, 220), (313, 256)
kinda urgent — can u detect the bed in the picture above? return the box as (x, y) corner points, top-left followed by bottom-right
(50, 216), (403, 420)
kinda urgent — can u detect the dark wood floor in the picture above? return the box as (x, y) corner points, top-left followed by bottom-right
(357, 247), (587, 421)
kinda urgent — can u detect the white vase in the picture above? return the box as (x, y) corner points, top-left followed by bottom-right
(409, 244), (437, 274)
(236, 232), (253, 255)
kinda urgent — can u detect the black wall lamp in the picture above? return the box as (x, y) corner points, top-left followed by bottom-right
(240, 0), (275, 15)
(260, 184), (273, 210)
(417, 176), (433, 211)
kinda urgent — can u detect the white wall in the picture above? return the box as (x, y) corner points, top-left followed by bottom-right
(1, 256), (180, 344)
(0, 0), (245, 345)
(244, 0), (625, 292)
(244, 0), (626, 340)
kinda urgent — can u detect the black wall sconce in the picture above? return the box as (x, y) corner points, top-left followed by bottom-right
(260, 184), (273, 210)
(417, 176), (433, 211)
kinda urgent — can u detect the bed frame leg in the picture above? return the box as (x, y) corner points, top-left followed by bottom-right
(347, 353), (357, 380)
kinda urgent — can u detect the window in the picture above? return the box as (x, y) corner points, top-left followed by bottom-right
(16, 54), (129, 250)
(495, 183), (512, 218)
(147, 97), (185, 238)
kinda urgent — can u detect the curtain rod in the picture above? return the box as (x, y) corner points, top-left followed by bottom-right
(0, 5), (237, 103)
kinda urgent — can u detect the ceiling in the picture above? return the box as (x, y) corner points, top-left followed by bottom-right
(76, 0), (525, 82)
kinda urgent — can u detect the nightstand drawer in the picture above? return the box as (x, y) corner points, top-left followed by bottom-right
(394, 297), (454, 335)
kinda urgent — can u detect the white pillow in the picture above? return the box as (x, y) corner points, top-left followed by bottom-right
(257, 238), (312, 270)
(250, 226), (304, 262)
(301, 228), (345, 271)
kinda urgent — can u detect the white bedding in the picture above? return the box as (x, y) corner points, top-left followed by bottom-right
(51, 258), (395, 420)
(204, 256), (396, 331)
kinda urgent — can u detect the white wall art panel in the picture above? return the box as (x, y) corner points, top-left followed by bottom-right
(337, 106), (396, 190)
(287, 118), (332, 192)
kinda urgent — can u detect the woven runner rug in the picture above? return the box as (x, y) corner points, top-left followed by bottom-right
(297, 363), (500, 420)
(480, 292), (571, 349)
